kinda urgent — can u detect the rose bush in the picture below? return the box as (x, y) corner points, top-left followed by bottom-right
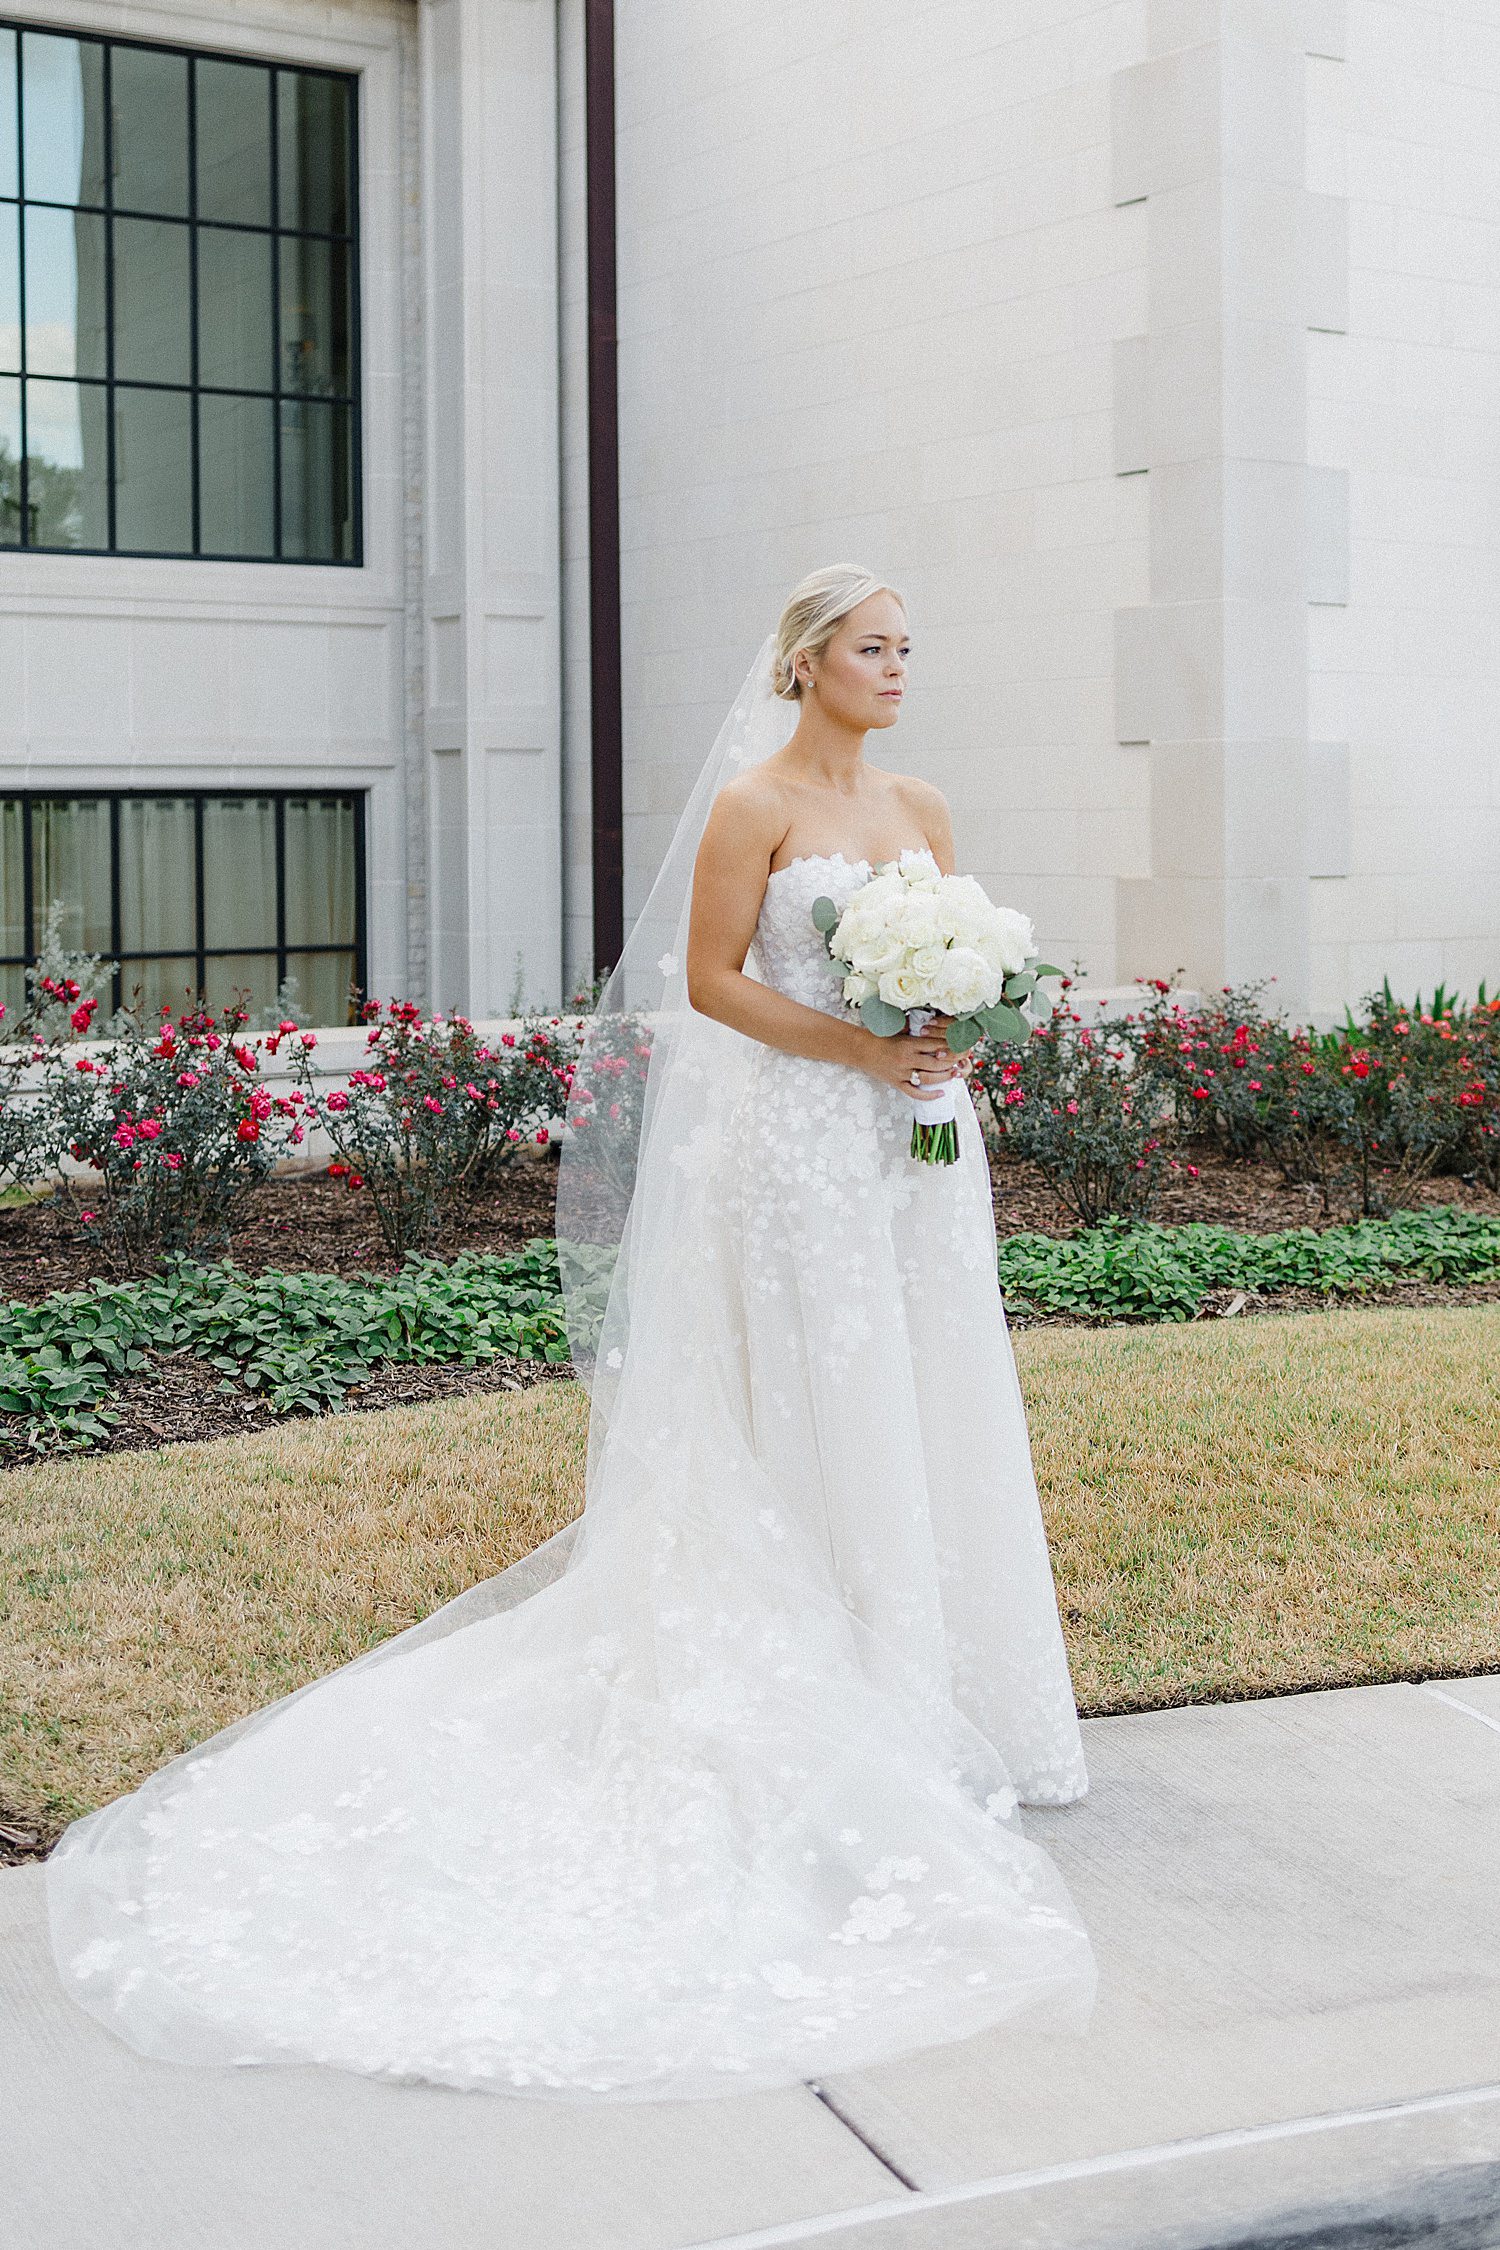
(971, 1000), (1175, 1225)
(42, 1002), (307, 1260)
(287, 1001), (581, 1256)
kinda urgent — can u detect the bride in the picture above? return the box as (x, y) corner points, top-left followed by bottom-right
(46, 565), (1096, 2101)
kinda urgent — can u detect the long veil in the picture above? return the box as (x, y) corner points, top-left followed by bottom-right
(554, 634), (794, 1487)
(47, 641), (797, 1747)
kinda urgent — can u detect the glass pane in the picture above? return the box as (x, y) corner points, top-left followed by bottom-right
(31, 798), (111, 956)
(0, 32), (16, 201)
(196, 58), (270, 228)
(0, 205), (17, 374)
(25, 379), (108, 548)
(20, 33), (106, 207)
(279, 398), (352, 561)
(204, 952), (277, 1020)
(0, 798), (24, 957)
(110, 43), (189, 217)
(278, 235), (349, 397)
(197, 226), (273, 390)
(0, 962), (25, 1026)
(285, 949), (356, 1026)
(283, 796), (355, 945)
(202, 797), (276, 948)
(0, 377), (18, 546)
(278, 72), (350, 236)
(23, 206), (106, 378)
(114, 385), (191, 552)
(118, 797), (195, 954)
(117, 955), (198, 1021)
(113, 215), (190, 384)
(199, 393), (273, 557)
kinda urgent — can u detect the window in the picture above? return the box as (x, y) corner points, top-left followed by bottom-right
(0, 24), (359, 560)
(0, 791), (366, 1022)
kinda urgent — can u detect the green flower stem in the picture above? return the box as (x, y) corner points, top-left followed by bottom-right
(910, 1118), (959, 1164)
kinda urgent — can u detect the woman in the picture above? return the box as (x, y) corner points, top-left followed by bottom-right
(47, 566), (1094, 2100)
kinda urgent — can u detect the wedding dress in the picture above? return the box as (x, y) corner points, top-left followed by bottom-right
(46, 638), (1095, 2101)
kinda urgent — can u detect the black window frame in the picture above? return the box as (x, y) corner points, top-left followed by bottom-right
(0, 18), (362, 564)
(2, 787), (368, 1018)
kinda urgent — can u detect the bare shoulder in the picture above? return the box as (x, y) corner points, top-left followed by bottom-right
(888, 771), (950, 823)
(886, 771), (954, 859)
(697, 765), (791, 865)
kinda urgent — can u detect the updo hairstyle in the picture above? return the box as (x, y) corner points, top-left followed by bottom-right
(771, 564), (906, 700)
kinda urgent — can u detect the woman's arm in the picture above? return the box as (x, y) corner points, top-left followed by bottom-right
(683, 785), (962, 1099)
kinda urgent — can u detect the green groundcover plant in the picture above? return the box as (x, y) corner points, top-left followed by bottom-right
(994, 1206), (1500, 1323)
(3, 1208), (1499, 1460)
(0, 1239), (575, 1457)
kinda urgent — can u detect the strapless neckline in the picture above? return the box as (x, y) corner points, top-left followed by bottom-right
(766, 846), (937, 885)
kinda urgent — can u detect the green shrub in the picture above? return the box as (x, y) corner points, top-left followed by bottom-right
(43, 1001), (303, 1260)
(287, 1003), (580, 1258)
(971, 1010), (1172, 1225)
(1123, 979), (1293, 1159)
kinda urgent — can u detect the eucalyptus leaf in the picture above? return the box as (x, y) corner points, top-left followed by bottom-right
(1004, 973), (1036, 1000)
(945, 1016), (982, 1053)
(810, 895), (839, 936)
(1030, 962), (1064, 980)
(981, 1003), (1028, 1045)
(858, 994), (908, 1038)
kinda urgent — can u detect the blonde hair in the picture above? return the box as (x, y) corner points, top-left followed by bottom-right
(772, 564), (906, 700)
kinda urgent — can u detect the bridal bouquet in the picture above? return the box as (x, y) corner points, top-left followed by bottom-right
(811, 860), (1061, 1164)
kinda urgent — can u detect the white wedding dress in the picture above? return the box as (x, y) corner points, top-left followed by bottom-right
(47, 813), (1096, 2099)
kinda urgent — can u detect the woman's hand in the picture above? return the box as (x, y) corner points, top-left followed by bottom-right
(855, 1018), (965, 1101)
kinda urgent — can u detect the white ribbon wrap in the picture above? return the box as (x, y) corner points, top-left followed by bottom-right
(902, 1008), (960, 1130)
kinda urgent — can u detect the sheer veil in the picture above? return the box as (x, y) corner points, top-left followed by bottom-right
(53, 638), (796, 1750)
(553, 631), (795, 1490)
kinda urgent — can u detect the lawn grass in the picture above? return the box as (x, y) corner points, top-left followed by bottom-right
(3, 1303), (1498, 1843)
(1027, 1304), (1500, 1713)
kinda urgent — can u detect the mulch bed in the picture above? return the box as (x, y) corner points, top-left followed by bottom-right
(988, 1147), (1500, 1240)
(79, 1344), (575, 1465)
(0, 1151), (561, 1305)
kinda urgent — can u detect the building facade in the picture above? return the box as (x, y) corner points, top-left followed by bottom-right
(3, 0), (1498, 1030)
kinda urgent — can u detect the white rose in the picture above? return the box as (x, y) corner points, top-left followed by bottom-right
(986, 907), (1035, 976)
(894, 896), (942, 947)
(860, 871), (905, 904)
(909, 942), (947, 979)
(878, 965), (927, 1011)
(899, 857), (942, 892)
(842, 970), (876, 1003)
(848, 932), (905, 977)
(931, 946), (998, 1017)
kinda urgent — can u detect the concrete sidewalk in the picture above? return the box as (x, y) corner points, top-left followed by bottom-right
(7, 1676), (1500, 2250)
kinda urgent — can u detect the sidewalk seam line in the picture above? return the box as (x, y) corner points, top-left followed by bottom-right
(1420, 1684), (1500, 1737)
(685, 2080), (1500, 2250)
(805, 2082), (919, 2194)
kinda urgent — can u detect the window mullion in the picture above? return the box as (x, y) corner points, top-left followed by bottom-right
(102, 39), (117, 552)
(193, 793), (206, 1002)
(108, 796), (122, 1018)
(269, 65), (283, 560)
(186, 51), (200, 557)
(20, 794), (32, 972)
(14, 23), (25, 548)
(274, 793), (286, 998)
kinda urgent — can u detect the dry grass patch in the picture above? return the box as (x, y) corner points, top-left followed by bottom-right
(1, 1384), (587, 1838)
(4, 1304), (1498, 1845)
(1027, 1303), (1500, 1714)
